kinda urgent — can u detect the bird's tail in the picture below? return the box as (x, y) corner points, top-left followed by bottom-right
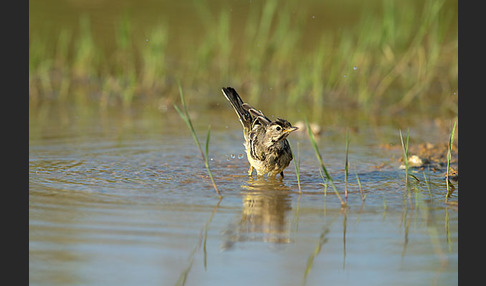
(222, 87), (252, 130)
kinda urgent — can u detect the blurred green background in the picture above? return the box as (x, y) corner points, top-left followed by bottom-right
(29, 0), (457, 118)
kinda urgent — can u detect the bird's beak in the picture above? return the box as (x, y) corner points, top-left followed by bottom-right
(285, 126), (299, 133)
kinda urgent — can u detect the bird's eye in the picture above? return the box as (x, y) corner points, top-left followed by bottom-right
(276, 126), (281, 131)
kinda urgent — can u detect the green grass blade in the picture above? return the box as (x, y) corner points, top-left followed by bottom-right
(344, 130), (349, 202)
(399, 129), (410, 186)
(445, 119), (457, 201)
(305, 118), (345, 206)
(355, 171), (366, 201)
(205, 125), (211, 160)
(174, 83), (221, 197)
(204, 126), (220, 197)
(292, 142), (302, 192)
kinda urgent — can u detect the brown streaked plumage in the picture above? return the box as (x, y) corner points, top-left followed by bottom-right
(222, 87), (298, 178)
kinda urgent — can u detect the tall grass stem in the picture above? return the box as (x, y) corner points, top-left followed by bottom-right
(305, 118), (345, 207)
(174, 83), (221, 197)
(445, 119), (457, 202)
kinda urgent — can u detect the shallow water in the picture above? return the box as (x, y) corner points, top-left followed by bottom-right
(29, 103), (457, 285)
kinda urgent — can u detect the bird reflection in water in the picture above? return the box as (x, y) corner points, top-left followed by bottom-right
(221, 177), (293, 250)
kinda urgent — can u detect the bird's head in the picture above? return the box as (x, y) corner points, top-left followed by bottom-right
(265, 118), (298, 144)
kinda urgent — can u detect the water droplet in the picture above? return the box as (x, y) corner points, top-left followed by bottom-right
(231, 154), (236, 159)
(210, 158), (214, 161)
(312, 16), (316, 19)
(145, 38), (149, 42)
(343, 74), (347, 78)
(353, 66), (358, 71)
(238, 154), (244, 159)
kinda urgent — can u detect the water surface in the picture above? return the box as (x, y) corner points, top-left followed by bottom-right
(29, 102), (458, 285)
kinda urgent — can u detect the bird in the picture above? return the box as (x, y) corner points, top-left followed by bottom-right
(221, 87), (298, 179)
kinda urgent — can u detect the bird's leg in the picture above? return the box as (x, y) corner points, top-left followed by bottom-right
(248, 165), (254, 176)
(280, 171), (285, 179)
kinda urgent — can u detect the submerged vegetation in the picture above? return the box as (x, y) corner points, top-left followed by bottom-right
(29, 0), (457, 115)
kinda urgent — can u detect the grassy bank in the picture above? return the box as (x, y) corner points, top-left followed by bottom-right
(29, 0), (457, 115)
